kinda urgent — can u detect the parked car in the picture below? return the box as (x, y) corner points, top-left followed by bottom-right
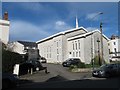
(2, 72), (19, 89)
(62, 58), (81, 67)
(92, 63), (120, 78)
(26, 59), (41, 69)
(39, 57), (47, 63)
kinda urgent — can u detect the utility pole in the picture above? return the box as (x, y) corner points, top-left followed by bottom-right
(97, 38), (101, 66)
(100, 22), (104, 65)
(90, 12), (103, 70)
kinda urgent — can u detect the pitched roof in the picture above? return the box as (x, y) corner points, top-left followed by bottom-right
(18, 41), (37, 47)
(36, 26), (88, 43)
(67, 29), (110, 41)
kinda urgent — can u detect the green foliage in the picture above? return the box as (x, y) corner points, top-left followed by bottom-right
(69, 65), (78, 70)
(69, 62), (86, 70)
(77, 62), (86, 68)
(2, 48), (23, 73)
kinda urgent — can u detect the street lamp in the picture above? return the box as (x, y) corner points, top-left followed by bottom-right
(90, 12), (103, 70)
(100, 22), (104, 65)
(97, 38), (101, 66)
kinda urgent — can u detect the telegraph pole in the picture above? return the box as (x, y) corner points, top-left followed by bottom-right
(90, 12), (103, 69)
(97, 38), (101, 66)
(100, 22), (104, 65)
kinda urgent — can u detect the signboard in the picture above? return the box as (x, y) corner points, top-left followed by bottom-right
(13, 64), (19, 76)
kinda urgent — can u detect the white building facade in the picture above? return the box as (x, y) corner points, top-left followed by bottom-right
(37, 27), (88, 64)
(0, 19), (10, 44)
(67, 30), (110, 64)
(108, 35), (120, 61)
(37, 27), (109, 64)
(0, 12), (10, 44)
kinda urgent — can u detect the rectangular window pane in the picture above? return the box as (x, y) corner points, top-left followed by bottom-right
(73, 52), (75, 57)
(79, 51), (80, 57)
(75, 42), (77, 50)
(78, 40), (80, 49)
(73, 42), (74, 50)
(76, 52), (78, 57)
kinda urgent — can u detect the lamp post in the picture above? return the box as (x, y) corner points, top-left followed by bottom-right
(97, 38), (101, 66)
(91, 12), (103, 70)
(100, 22), (104, 65)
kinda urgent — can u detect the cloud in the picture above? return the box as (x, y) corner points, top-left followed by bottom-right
(55, 21), (65, 26)
(86, 12), (103, 21)
(54, 20), (72, 32)
(86, 27), (98, 31)
(9, 20), (72, 42)
(19, 3), (44, 12)
(10, 20), (50, 41)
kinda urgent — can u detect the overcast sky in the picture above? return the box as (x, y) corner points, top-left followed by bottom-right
(2, 2), (118, 42)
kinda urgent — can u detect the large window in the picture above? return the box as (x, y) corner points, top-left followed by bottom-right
(114, 42), (116, 45)
(79, 51), (81, 57)
(114, 48), (117, 52)
(57, 42), (58, 47)
(73, 42), (74, 50)
(76, 52), (78, 57)
(109, 49), (110, 54)
(75, 41), (77, 50)
(78, 40), (80, 49)
(73, 52), (75, 57)
(57, 49), (59, 54)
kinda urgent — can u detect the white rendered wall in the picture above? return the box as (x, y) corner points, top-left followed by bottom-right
(0, 20), (10, 44)
(12, 42), (25, 54)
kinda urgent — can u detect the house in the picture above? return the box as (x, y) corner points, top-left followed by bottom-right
(0, 12), (10, 44)
(108, 35), (120, 62)
(37, 17), (110, 64)
(9, 41), (39, 60)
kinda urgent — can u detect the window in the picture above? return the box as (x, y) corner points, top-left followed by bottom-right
(73, 42), (74, 50)
(114, 42), (116, 45)
(76, 52), (78, 57)
(57, 49), (59, 54)
(78, 40), (80, 49)
(79, 51), (81, 57)
(57, 42), (58, 47)
(47, 54), (48, 58)
(73, 52), (75, 57)
(50, 47), (51, 52)
(109, 49), (110, 54)
(57, 55), (59, 61)
(75, 41), (77, 50)
(50, 53), (51, 58)
(114, 48), (117, 52)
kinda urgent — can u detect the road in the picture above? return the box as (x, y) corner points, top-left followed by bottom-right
(19, 63), (92, 83)
(15, 63), (120, 89)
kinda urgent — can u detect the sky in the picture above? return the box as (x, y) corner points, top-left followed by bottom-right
(2, 2), (118, 42)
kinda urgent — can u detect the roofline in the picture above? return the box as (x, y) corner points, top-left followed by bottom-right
(67, 29), (110, 41)
(36, 26), (88, 43)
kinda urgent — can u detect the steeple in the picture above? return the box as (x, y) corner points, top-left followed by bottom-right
(76, 15), (79, 28)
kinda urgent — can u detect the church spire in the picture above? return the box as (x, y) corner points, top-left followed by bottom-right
(76, 15), (79, 28)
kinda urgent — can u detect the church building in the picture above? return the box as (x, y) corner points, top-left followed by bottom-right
(37, 17), (110, 64)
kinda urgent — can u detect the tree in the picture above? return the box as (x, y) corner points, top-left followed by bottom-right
(2, 43), (23, 73)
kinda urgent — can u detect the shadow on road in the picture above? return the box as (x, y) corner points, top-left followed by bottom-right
(45, 75), (68, 82)
(16, 76), (120, 89)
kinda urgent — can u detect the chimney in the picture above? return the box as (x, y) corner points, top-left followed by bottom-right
(3, 12), (8, 20)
